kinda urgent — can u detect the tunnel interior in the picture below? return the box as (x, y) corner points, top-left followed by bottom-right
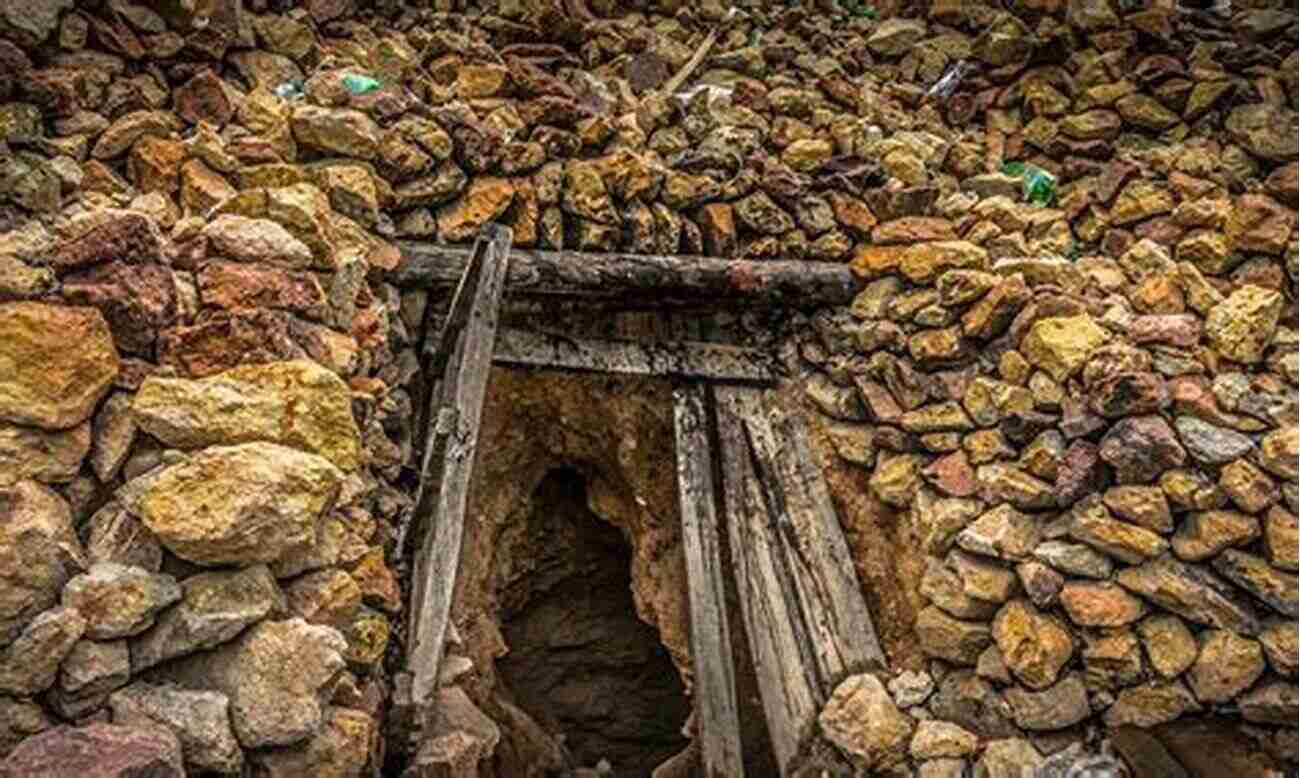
(495, 468), (692, 777)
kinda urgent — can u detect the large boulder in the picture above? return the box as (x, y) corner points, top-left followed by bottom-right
(133, 360), (361, 471)
(122, 442), (343, 567)
(0, 482), (86, 645)
(0, 723), (183, 778)
(0, 303), (119, 430)
(154, 618), (347, 749)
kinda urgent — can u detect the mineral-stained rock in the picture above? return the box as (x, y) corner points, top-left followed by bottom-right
(1102, 485), (1173, 533)
(90, 394), (136, 484)
(437, 177), (515, 242)
(1259, 620), (1298, 678)
(1003, 673), (1089, 731)
(0, 303), (119, 430)
(1104, 681), (1201, 728)
(1020, 314), (1108, 382)
(0, 0), (73, 46)
(1213, 550), (1298, 618)
(1220, 460), (1280, 515)
(0, 481), (86, 645)
(155, 618), (346, 749)
(0, 422), (91, 487)
(0, 607), (85, 695)
(0, 696), (53, 757)
(993, 600), (1074, 690)
(130, 564), (279, 672)
(1259, 426), (1298, 481)
(910, 720), (977, 760)
(58, 639), (129, 700)
(975, 739), (1044, 778)
(122, 442), (343, 567)
(61, 563), (180, 640)
(84, 503), (161, 572)
(1099, 416), (1186, 484)
(922, 558), (999, 620)
(91, 111), (180, 161)
(1187, 630), (1265, 704)
(109, 683), (242, 775)
(133, 360), (361, 471)
(916, 606), (992, 665)
(248, 706), (372, 778)
(202, 214), (315, 269)
(1138, 614), (1198, 679)
(1082, 627), (1144, 689)
(956, 503), (1041, 561)
(1205, 285), (1283, 365)
(929, 671), (1018, 739)
(1069, 496), (1168, 564)
(976, 464), (1054, 510)
(1116, 556), (1259, 634)
(1033, 540), (1112, 579)
(1225, 103), (1299, 163)
(61, 263), (178, 354)
(290, 105), (380, 159)
(1059, 581), (1146, 627)
(867, 18), (927, 56)
(1264, 507), (1298, 571)
(1170, 510), (1259, 562)
(818, 673), (913, 771)
(0, 723), (184, 778)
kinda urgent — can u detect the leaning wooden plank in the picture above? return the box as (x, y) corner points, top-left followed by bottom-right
(743, 391), (887, 685)
(715, 386), (820, 775)
(391, 243), (858, 308)
(492, 327), (778, 383)
(406, 224), (513, 706)
(674, 384), (746, 778)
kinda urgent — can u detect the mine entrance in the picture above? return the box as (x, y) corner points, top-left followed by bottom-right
(496, 468), (690, 776)
(398, 227), (887, 777)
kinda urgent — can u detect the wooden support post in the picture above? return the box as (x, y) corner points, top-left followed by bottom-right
(673, 384), (746, 778)
(391, 243), (859, 308)
(405, 225), (512, 707)
(493, 327), (778, 383)
(714, 387), (885, 775)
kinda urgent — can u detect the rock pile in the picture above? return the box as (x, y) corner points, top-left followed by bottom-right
(0, 0), (1295, 775)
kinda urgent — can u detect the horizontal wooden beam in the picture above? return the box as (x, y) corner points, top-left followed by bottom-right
(391, 242), (858, 308)
(491, 327), (779, 383)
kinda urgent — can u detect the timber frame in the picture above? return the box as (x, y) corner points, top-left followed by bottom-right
(395, 227), (884, 777)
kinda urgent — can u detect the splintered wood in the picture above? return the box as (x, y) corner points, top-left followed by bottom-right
(405, 225), (512, 706)
(715, 386), (886, 774)
(673, 384), (745, 778)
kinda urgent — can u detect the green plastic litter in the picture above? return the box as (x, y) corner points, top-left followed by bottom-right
(1001, 161), (1056, 206)
(343, 74), (381, 95)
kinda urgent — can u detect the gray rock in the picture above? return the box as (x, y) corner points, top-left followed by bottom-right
(889, 670), (934, 708)
(1033, 540), (1113, 579)
(130, 564), (280, 672)
(1117, 556), (1260, 633)
(0, 481), (86, 645)
(1174, 416), (1254, 465)
(110, 683), (243, 774)
(84, 502), (162, 573)
(1003, 674), (1089, 731)
(0, 607), (85, 695)
(62, 563), (181, 640)
(59, 639), (129, 699)
(1213, 550), (1298, 618)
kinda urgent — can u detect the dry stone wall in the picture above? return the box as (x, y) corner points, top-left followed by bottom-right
(0, 0), (1296, 776)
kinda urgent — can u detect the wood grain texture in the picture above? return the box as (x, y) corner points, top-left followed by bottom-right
(493, 327), (778, 383)
(391, 242), (858, 308)
(406, 225), (513, 705)
(714, 386), (885, 775)
(674, 384), (746, 778)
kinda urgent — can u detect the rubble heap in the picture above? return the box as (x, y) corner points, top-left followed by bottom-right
(0, 0), (1295, 775)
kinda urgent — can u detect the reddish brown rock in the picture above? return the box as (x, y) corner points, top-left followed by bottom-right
(1099, 416), (1186, 484)
(50, 212), (165, 274)
(157, 311), (304, 378)
(1, 723), (183, 777)
(127, 137), (184, 195)
(1059, 581), (1146, 627)
(174, 69), (234, 127)
(61, 264), (178, 355)
(872, 218), (956, 245)
(196, 262), (325, 318)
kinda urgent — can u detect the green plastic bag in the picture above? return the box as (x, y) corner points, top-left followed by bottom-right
(1001, 161), (1056, 207)
(342, 74), (381, 95)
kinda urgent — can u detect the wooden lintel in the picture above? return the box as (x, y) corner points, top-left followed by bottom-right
(405, 225), (513, 706)
(491, 327), (779, 383)
(391, 242), (858, 308)
(674, 384), (746, 778)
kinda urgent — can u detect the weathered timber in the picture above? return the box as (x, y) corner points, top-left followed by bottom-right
(406, 225), (512, 706)
(492, 327), (779, 383)
(391, 242), (858, 308)
(673, 384), (746, 778)
(714, 386), (885, 775)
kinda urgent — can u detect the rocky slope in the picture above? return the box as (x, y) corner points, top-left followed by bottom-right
(0, 0), (1296, 776)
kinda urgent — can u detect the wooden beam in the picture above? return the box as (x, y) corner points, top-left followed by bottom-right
(714, 387), (886, 775)
(405, 225), (513, 706)
(492, 327), (779, 383)
(674, 384), (746, 778)
(391, 243), (859, 308)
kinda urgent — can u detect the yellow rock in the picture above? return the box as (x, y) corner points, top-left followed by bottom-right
(899, 241), (988, 284)
(133, 360), (362, 471)
(0, 303), (119, 430)
(1020, 314), (1109, 382)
